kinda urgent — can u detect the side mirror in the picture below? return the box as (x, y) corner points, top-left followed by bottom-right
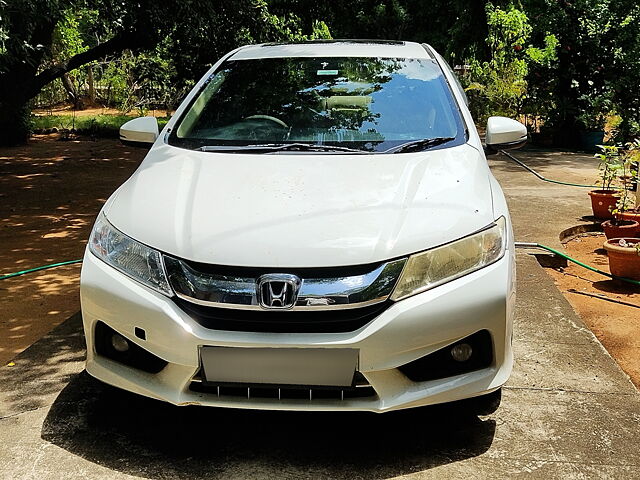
(485, 116), (527, 155)
(119, 116), (159, 148)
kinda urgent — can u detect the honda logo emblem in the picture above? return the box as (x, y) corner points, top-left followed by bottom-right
(256, 274), (302, 309)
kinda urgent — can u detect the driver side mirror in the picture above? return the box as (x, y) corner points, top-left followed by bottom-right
(119, 116), (159, 148)
(485, 116), (527, 155)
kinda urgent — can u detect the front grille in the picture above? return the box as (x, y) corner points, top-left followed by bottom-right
(164, 255), (405, 312)
(173, 297), (391, 333)
(165, 254), (404, 333)
(189, 372), (377, 400)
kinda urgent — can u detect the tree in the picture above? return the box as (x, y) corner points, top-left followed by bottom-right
(462, 4), (557, 123)
(268, 0), (498, 61)
(524, 0), (640, 144)
(0, 0), (326, 145)
(1, 0), (151, 144)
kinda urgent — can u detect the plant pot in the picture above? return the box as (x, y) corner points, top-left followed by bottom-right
(588, 190), (619, 219)
(618, 210), (640, 223)
(579, 130), (606, 152)
(604, 238), (640, 280)
(601, 220), (640, 239)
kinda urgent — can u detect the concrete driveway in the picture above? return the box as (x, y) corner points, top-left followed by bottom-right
(1, 150), (639, 479)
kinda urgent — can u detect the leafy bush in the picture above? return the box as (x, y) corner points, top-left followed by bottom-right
(6, 0), (640, 146)
(462, 4), (558, 124)
(31, 114), (169, 138)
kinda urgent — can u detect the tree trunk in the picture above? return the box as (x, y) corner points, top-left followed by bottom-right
(0, 67), (44, 145)
(552, 0), (587, 148)
(0, 18), (56, 145)
(87, 65), (96, 104)
(61, 72), (79, 107)
(0, 98), (32, 146)
(0, 28), (153, 145)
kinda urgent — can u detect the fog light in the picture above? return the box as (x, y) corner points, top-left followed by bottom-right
(450, 343), (473, 362)
(111, 333), (130, 353)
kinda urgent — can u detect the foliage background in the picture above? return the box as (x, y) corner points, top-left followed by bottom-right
(1, 0), (639, 145)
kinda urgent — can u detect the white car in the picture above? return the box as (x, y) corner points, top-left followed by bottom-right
(81, 40), (525, 413)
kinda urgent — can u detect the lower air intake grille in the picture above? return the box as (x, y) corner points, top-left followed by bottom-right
(190, 383), (377, 400)
(173, 297), (391, 333)
(189, 372), (377, 401)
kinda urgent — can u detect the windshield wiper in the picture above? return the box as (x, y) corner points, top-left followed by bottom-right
(198, 143), (368, 154)
(384, 137), (455, 154)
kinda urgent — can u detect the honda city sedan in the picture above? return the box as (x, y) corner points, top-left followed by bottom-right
(80, 39), (526, 413)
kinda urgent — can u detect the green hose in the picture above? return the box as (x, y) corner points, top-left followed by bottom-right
(515, 242), (640, 286)
(500, 150), (600, 188)
(0, 259), (83, 280)
(2, 244), (638, 288)
(0, 153), (614, 281)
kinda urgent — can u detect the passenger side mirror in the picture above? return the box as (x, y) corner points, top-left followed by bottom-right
(485, 116), (527, 155)
(119, 116), (159, 148)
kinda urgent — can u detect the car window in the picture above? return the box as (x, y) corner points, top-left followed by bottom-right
(433, 51), (469, 107)
(169, 56), (466, 153)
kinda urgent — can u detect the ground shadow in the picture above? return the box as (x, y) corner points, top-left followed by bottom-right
(0, 312), (85, 417)
(42, 372), (496, 479)
(592, 279), (640, 295)
(487, 148), (598, 176)
(0, 135), (145, 364)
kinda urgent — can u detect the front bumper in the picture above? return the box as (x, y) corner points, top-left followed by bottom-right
(80, 248), (515, 413)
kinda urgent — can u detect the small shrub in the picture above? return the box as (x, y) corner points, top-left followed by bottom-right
(31, 114), (169, 138)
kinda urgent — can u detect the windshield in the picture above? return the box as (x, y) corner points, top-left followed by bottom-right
(169, 56), (466, 153)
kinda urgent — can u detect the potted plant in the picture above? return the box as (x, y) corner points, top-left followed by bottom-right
(604, 238), (640, 280)
(602, 218), (640, 239)
(614, 140), (640, 224)
(589, 145), (621, 220)
(602, 142), (640, 238)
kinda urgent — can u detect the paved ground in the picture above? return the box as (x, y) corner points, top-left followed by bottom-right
(490, 148), (597, 249)
(1, 148), (639, 479)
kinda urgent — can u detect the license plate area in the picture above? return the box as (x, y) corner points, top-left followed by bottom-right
(200, 346), (359, 387)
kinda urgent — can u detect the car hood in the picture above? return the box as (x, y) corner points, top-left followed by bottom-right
(105, 143), (495, 267)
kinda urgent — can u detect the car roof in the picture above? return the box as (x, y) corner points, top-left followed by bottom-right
(229, 40), (433, 60)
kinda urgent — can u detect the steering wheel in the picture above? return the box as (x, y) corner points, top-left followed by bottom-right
(243, 115), (289, 129)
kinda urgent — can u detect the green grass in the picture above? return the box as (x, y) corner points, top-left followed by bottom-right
(31, 114), (170, 138)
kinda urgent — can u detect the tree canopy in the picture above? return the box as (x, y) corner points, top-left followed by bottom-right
(1, 0), (639, 145)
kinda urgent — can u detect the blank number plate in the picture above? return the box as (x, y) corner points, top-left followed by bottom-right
(200, 346), (358, 387)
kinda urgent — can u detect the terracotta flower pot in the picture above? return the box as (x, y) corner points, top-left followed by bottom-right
(618, 210), (640, 223)
(601, 220), (640, 239)
(604, 238), (640, 280)
(588, 190), (619, 219)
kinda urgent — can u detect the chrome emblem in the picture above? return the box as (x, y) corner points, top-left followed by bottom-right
(256, 274), (302, 309)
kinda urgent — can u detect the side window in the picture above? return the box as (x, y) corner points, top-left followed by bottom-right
(176, 71), (228, 138)
(434, 52), (469, 107)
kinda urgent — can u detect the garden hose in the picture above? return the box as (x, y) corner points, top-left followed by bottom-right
(515, 242), (640, 286)
(2, 243), (638, 289)
(0, 259), (82, 280)
(500, 150), (599, 188)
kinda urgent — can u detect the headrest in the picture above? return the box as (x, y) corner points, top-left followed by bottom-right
(322, 96), (372, 109)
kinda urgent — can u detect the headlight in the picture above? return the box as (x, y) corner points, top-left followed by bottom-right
(391, 217), (507, 301)
(88, 214), (172, 296)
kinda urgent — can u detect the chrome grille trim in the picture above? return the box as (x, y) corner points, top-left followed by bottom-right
(165, 256), (406, 311)
(173, 291), (393, 311)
